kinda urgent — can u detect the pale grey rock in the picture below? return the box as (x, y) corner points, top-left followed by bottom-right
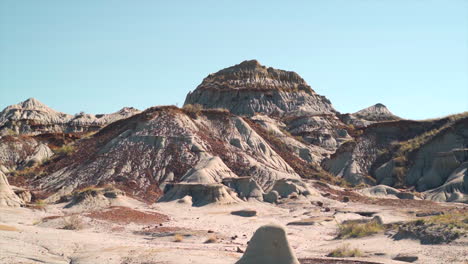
(159, 183), (242, 206)
(222, 177), (264, 201)
(359, 185), (415, 200)
(270, 178), (315, 198)
(0, 98), (140, 135)
(0, 171), (24, 207)
(341, 103), (400, 128)
(263, 190), (279, 203)
(180, 155), (237, 184)
(424, 161), (468, 203)
(235, 224), (299, 264)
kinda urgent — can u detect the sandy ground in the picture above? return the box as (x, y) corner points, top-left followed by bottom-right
(0, 183), (467, 264)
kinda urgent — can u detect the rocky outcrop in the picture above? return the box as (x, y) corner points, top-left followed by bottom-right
(0, 171), (24, 207)
(64, 187), (127, 210)
(359, 185), (416, 200)
(236, 224), (299, 264)
(341, 103), (400, 127)
(0, 98), (140, 135)
(222, 177), (264, 201)
(159, 183), (242, 206)
(184, 60), (336, 116)
(0, 135), (54, 171)
(325, 114), (468, 202)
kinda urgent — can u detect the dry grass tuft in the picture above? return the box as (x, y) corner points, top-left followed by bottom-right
(337, 220), (384, 239)
(327, 244), (363, 257)
(182, 104), (203, 117)
(173, 233), (184, 242)
(54, 144), (75, 156)
(204, 235), (218, 243)
(62, 215), (84, 230)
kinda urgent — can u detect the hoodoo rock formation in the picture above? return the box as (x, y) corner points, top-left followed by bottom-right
(236, 224), (300, 264)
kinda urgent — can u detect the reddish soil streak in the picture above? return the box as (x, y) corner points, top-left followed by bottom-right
(85, 206), (169, 225)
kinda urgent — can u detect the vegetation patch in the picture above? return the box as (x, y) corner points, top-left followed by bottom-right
(182, 104), (203, 118)
(393, 211), (468, 244)
(53, 144), (75, 156)
(327, 244), (363, 258)
(337, 220), (384, 239)
(62, 215), (84, 230)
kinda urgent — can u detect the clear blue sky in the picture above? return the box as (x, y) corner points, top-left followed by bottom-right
(1, 1), (467, 119)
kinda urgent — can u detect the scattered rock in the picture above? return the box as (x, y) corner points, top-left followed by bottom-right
(415, 211), (444, 217)
(263, 190), (279, 204)
(235, 224), (300, 264)
(342, 196), (350, 202)
(236, 247), (244, 253)
(393, 254), (419, 262)
(231, 210), (257, 217)
(287, 216), (334, 226)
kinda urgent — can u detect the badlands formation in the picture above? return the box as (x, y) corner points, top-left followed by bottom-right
(0, 60), (467, 264)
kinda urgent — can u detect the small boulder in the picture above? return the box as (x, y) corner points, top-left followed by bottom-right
(263, 190), (279, 203)
(235, 224), (299, 264)
(231, 210), (257, 217)
(393, 254), (418, 263)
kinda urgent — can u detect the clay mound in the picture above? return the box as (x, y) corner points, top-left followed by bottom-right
(359, 185), (416, 200)
(424, 161), (468, 203)
(64, 187), (127, 210)
(236, 224), (299, 264)
(158, 183), (242, 206)
(353, 103), (400, 122)
(222, 177), (264, 201)
(0, 171), (24, 207)
(270, 178), (316, 198)
(180, 156), (237, 183)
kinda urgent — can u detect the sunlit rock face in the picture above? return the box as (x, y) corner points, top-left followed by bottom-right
(0, 98), (140, 135)
(184, 60), (336, 116)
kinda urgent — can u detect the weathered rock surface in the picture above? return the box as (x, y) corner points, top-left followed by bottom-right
(33, 107), (300, 201)
(159, 183), (242, 206)
(341, 103), (400, 127)
(0, 171), (24, 207)
(0, 98), (140, 135)
(323, 115), (468, 202)
(64, 187), (127, 210)
(235, 224), (299, 264)
(184, 60), (336, 116)
(360, 185), (416, 200)
(222, 177), (264, 201)
(0, 135), (54, 171)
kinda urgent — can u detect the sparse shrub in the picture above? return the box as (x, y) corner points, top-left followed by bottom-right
(62, 215), (84, 230)
(183, 104), (203, 117)
(204, 235), (218, 243)
(173, 233), (184, 242)
(327, 244), (363, 257)
(337, 220), (384, 239)
(54, 144), (75, 156)
(5, 128), (17, 136)
(33, 199), (46, 209)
